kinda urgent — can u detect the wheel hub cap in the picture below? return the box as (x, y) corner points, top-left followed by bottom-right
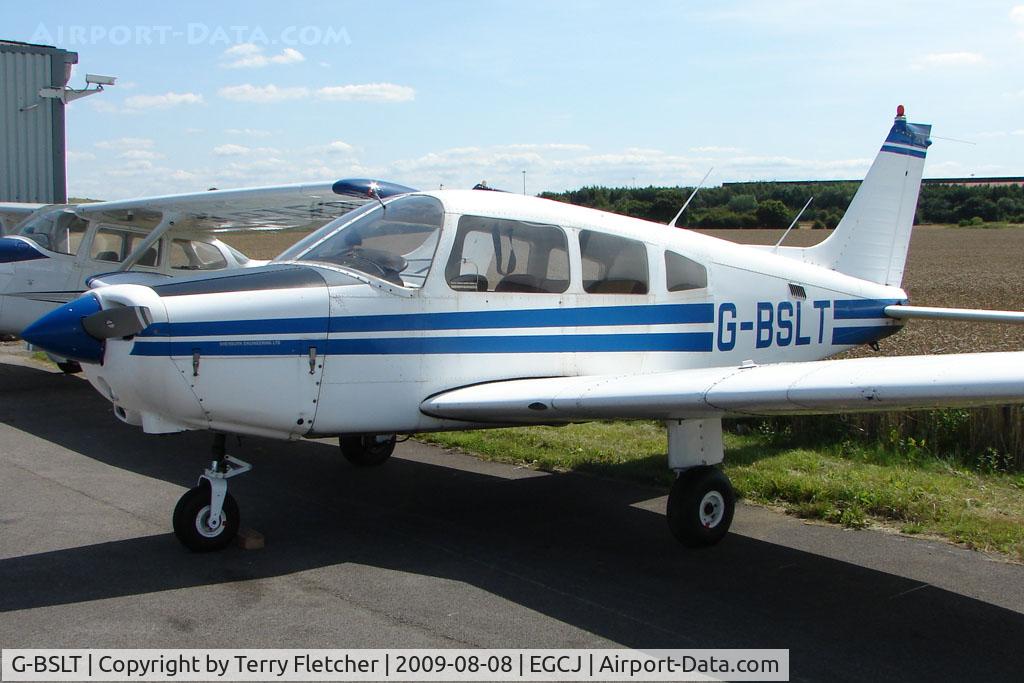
(699, 491), (725, 528)
(195, 505), (226, 538)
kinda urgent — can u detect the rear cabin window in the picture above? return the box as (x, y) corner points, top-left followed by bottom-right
(579, 230), (649, 294)
(446, 216), (569, 294)
(665, 251), (708, 292)
(127, 234), (160, 267)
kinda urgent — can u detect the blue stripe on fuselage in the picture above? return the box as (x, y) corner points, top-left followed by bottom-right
(831, 325), (900, 346)
(138, 303), (715, 338)
(833, 299), (904, 320)
(131, 332), (715, 356)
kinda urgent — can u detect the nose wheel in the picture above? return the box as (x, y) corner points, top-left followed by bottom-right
(172, 434), (251, 552)
(666, 466), (735, 547)
(173, 484), (240, 552)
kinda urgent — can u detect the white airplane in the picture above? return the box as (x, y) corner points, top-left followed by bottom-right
(0, 179), (412, 358)
(23, 107), (1024, 552)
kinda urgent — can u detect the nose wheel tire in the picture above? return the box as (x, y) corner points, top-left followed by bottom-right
(173, 485), (240, 552)
(667, 466), (735, 547)
(340, 434), (397, 467)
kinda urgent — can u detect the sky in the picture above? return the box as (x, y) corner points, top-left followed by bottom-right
(3, 1), (1023, 200)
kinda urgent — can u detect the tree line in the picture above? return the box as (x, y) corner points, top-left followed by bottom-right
(539, 181), (1024, 228)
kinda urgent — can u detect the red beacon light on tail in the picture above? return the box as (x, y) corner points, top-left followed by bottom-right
(896, 104), (906, 118)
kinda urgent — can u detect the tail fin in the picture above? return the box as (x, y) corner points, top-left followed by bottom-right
(802, 106), (931, 287)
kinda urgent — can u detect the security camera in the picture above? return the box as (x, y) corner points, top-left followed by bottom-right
(85, 74), (117, 86)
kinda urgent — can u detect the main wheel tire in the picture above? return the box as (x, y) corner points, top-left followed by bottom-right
(667, 466), (735, 547)
(172, 485), (240, 552)
(339, 434), (397, 467)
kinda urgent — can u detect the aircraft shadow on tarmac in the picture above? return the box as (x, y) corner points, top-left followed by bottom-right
(2, 361), (1023, 681)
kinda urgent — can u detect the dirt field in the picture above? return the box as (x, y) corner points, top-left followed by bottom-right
(222, 224), (1024, 357)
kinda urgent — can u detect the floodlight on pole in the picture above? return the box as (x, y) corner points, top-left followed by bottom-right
(39, 73), (117, 105)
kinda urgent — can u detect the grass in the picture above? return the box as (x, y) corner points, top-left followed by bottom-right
(30, 351), (53, 365)
(418, 421), (1024, 561)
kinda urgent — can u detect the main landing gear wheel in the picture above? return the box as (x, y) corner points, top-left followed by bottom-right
(173, 483), (240, 552)
(340, 434), (396, 467)
(667, 466), (735, 547)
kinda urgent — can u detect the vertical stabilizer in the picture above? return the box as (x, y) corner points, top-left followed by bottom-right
(803, 107), (931, 287)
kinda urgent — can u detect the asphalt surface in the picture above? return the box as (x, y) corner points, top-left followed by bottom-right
(2, 346), (1024, 682)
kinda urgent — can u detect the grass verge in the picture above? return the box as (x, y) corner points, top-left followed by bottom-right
(418, 422), (1024, 561)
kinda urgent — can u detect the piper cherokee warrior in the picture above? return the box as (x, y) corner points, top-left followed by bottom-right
(23, 108), (1024, 551)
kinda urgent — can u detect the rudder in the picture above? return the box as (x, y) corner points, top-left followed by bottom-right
(802, 106), (931, 287)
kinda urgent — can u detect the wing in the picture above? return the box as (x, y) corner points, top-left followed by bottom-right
(73, 178), (416, 233)
(421, 351), (1024, 423)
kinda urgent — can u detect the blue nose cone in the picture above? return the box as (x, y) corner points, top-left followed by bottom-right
(22, 294), (105, 364)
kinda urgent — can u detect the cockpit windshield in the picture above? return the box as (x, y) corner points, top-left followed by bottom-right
(278, 195), (444, 289)
(18, 209), (88, 255)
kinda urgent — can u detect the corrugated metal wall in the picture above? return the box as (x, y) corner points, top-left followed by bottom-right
(0, 42), (75, 203)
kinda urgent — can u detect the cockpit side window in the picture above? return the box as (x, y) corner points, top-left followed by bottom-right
(665, 250), (708, 292)
(293, 196), (444, 289)
(579, 230), (649, 294)
(445, 215), (569, 294)
(19, 211), (88, 255)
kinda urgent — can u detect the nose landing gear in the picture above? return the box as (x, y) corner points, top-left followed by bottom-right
(172, 433), (251, 552)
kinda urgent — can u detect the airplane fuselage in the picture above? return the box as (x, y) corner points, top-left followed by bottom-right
(73, 190), (906, 440)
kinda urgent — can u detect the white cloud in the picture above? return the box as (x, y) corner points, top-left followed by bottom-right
(384, 140), (879, 193)
(315, 83), (415, 102)
(213, 144), (252, 156)
(185, 127), (204, 134)
(690, 145), (743, 154)
(225, 128), (272, 138)
(913, 51), (986, 70)
(1014, 4), (1024, 40)
(501, 143), (590, 152)
(118, 149), (163, 160)
(66, 150), (96, 162)
(123, 91), (204, 110)
(212, 144), (280, 157)
(94, 137), (155, 150)
(220, 83), (416, 104)
(219, 84), (309, 102)
(325, 140), (356, 154)
(222, 43), (305, 68)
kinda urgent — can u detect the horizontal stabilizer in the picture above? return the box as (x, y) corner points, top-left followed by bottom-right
(885, 305), (1024, 325)
(422, 352), (1024, 422)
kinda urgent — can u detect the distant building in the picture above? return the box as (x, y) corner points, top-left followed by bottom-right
(0, 40), (79, 203)
(921, 177), (1024, 188)
(724, 177), (1024, 189)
